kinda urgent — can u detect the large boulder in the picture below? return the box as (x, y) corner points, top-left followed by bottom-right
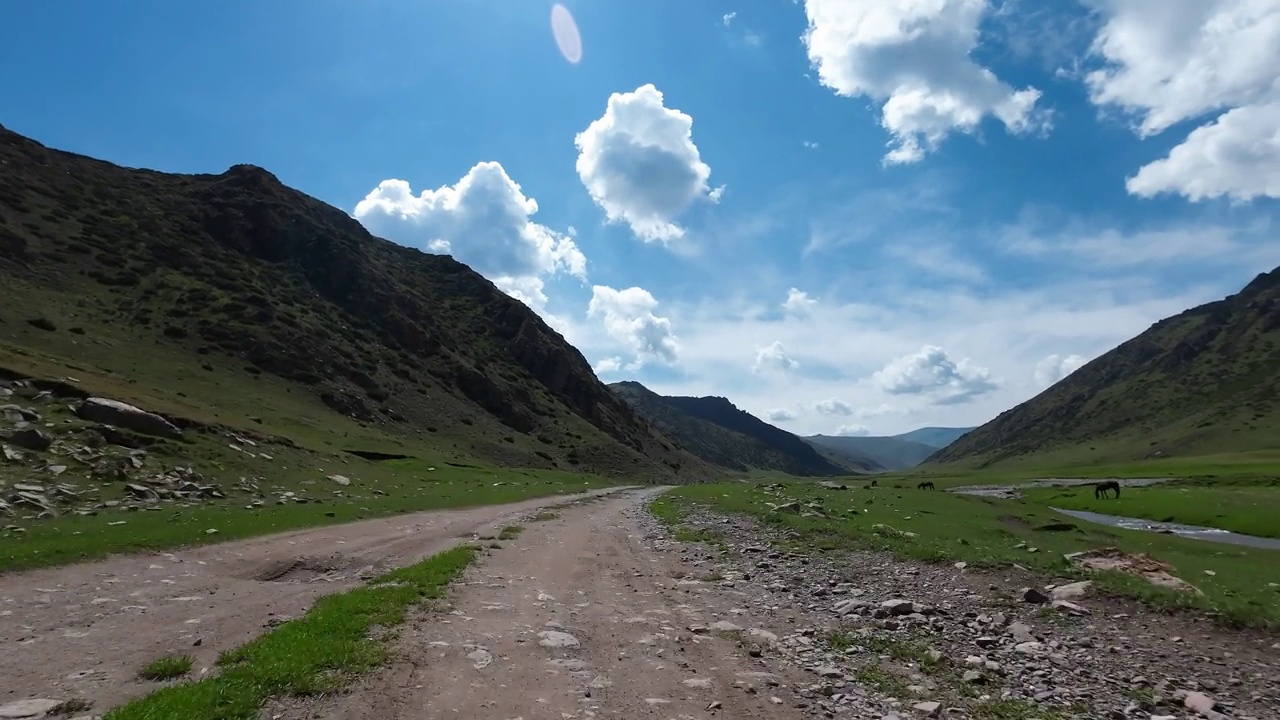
(75, 398), (182, 439)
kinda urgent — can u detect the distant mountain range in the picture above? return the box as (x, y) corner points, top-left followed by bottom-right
(804, 427), (975, 471)
(609, 382), (880, 475)
(927, 268), (1280, 469)
(609, 381), (976, 475)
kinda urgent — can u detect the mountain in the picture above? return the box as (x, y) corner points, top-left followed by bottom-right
(892, 427), (975, 449)
(805, 434), (938, 471)
(0, 124), (718, 482)
(609, 381), (875, 475)
(928, 269), (1280, 468)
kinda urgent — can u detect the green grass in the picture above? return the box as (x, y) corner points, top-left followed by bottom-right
(106, 545), (475, 720)
(900, 450), (1280, 487)
(1021, 482), (1280, 538)
(138, 655), (194, 681)
(656, 482), (1280, 629)
(497, 525), (523, 540)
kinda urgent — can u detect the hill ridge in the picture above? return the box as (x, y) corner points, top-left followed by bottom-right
(0, 124), (716, 482)
(609, 381), (874, 475)
(927, 269), (1280, 468)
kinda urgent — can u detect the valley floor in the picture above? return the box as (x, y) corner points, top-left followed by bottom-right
(2, 488), (1278, 719)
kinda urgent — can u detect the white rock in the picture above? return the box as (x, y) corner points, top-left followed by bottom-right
(0, 699), (64, 719)
(537, 630), (580, 648)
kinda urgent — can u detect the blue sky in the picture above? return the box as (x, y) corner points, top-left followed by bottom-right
(3, 0), (1277, 436)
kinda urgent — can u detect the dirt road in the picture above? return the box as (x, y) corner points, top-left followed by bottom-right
(271, 488), (816, 720)
(0, 488), (618, 712)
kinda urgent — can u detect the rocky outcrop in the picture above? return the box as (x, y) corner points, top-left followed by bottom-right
(75, 398), (183, 440)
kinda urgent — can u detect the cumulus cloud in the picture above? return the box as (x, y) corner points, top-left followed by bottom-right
(801, 0), (1045, 164)
(594, 356), (624, 375)
(587, 285), (679, 368)
(752, 341), (799, 373)
(782, 287), (817, 315)
(1126, 103), (1280, 201)
(814, 398), (854, 416)
(1034, 353), (1086, 388)
(574, 84), (720, 242)
(767, 408), (798, 422)
(354, 163), (585, 309)
(722, 11), (737, 26)
(835, 424), (871, 436)
(874, 345), (998, 405)
(1084, 0), (1280, 200)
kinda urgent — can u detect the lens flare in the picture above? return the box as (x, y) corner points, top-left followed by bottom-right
(550, 4), (582, 64)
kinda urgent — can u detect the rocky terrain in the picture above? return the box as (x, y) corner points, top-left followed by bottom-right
(656, 507), (1280, 719)
(928, 268), (1280, 469)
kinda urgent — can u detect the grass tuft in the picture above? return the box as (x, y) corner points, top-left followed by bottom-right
(138, 655), (194, 681)
(106, 545), (475, 720)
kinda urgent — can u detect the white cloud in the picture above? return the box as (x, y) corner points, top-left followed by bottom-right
(814, 398), (854, 416)
(835, 424), (871, 436)
(803, 140), (820, 149)
(1126, 103), (1280, 201)
(587, 285), (680, 368)
(873, 345), (998, 405)
(801, 0), (1046, 164)
(752, 341), (799, 373)
(1084, 0), (1280, 200)
(1034, 353), (1086, 388)
(554, 226), (1249, 437)
(594, 356), (624, 375)
(574, 84), (719, 242)
(354, 163), (585, 310)
(1000, 216), (1279, 269)
(782, 287), (818, 315)
(722, 11), (737, 26)
(767, 408), (798, 422)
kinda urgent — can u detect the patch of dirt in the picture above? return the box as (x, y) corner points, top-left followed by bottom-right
(0, 489), (617, 713)
(997, 514), (1031, 529)
(1067, 546), (1203, 594)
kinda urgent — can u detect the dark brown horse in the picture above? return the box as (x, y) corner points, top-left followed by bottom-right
(917, 481), (936, 490)
(1094, 480), (1121, 499)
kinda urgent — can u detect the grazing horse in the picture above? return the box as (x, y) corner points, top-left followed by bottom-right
(1094, 480), (1121, 499)
(917, 481), (936, 491)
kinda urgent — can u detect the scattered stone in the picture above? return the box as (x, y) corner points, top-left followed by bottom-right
(1050, 580), (1093, 601)
(0, 699), (64, 719)
(536, 630), (580, 648)
(880, 599), (915, 616)
(4, 428), (52, 451)
(1183, 691), (1217, 714)
(911, 701), (941, 717)
(1021, 587), (1049, 604)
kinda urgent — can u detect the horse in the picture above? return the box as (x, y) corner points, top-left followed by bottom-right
(917, 481), (936, 490)
(1093, 480), (1121, 499)
(870, 480), (878, 487)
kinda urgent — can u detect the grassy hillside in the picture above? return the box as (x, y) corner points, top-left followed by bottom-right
(805, 434), (937, 471)
(610, 381), (874, 475)
(0, 123), (717, 483)
(927, 269), (1280, 470)
(892, 426), (974, 448)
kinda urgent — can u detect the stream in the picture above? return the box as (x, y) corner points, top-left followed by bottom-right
(948, 478), (1280, 550)
(1047, 507), (1280, 550)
